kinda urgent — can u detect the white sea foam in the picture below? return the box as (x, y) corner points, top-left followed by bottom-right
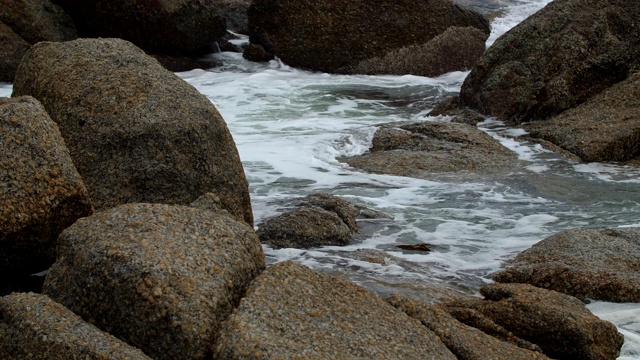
(487, 0), (555, 47)
(0, 83), (12, 97)
(588, 302), (640, 359)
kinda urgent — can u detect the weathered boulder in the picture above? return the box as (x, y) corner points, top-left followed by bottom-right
(460, 0), (640, 123)
(257, 207), (352, 249)
(524, 71), (640, 162)
(248, 0), (489, 75)
(242, 44), (275, 63)
(493, 227), (640, 302)
(0, 21), (30, 82)
(213, 261), (456, 359)
(341, 121), (517, 177)
(0, 0), (76, 44)
(0, 96), (92, 277)
(387, 295), (550, 359)
(43, 203), (265, 360)
(13, 38), (253, 225)
(429, 96), (486, 126)
(296, 193), (360, 234)
(350, 26), (488, 77)
(0, 292), (151, 359)
(454, 283), (624, 360)
(51, 0), (226, 55)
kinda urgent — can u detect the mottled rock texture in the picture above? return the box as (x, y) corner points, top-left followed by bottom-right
(13, 38), (253, 225)
(43, 203), (265, 360)
(387, 295), (550, 360)
(214, 261), (456, 359)
(0, 292), (151, 359)
(214, 0), (251, 34)
(248, 0), (489, 75)
(460, 0), (640, 123)
(0, 96), (92, 275)
(524, 71), (640, 162)
(297, 193), (360, 234)
(0, 21), (30, 82)
(51, 0), (226, 55)
(493, 227), (640, 302)
(0, 0), (76, 44)
(455, 283), (624, 360)
(341, 121), (517, 177)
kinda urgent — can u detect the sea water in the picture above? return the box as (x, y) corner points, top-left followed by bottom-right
(1, 0), (638, 357)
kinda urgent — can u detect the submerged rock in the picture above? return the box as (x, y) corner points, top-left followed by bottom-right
(214, 261), (456, 359)
(248, 0), (489, 75)
(0, 292), (151, 359)
(341, 121), (517, 177)
(13, 38), (253, 225)
(0, 96), (92, 278)
(43, 203), (265, 360)
(460, 0), (640, 123)
(493, 227), (640, 302)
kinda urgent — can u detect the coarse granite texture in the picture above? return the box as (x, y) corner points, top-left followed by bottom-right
(213, 261), (456, 359)
(493, 227), (640, 302)
(386, 295), (550, 359)
(256, 207), (352, 249)
(454, 283), (624, 360)
(0, 0), (77, 44)
(43, 203), (265, 360)
(0, 292), (151, 359)
(12, 38), (253, 225)
(0, 21), (30, 82)
(0, 96), (92, 275)
(297, 193), (359, 234)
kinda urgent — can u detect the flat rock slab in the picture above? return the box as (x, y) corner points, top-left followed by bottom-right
(341, 121), (517, 177)
(214, 261), (456, 359)
(494, 227), (640, 302)
(43, 203), (265, 360)
(0, 292), (150, 359)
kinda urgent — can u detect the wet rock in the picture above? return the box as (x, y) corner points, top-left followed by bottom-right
(524, 71), (640, 162)
(454, 283), (624, 360)
(331, 248), (400, 266)
(214, 0), (251, 35)
(0, 0), (77, 44)
(460, 0), (640, 123)
(242, 43), (274, 63)
(429, 96), (486, 126)
(213, 261), (456, 359)
(297, 193), (360, 234)
(0, 21), (30, 82)
(248, 0), (489, 74)
(387, 295), (550, 359)
(52, 0), (226, 55)
(257, 207), (352, 249)
(149, 54), (221, 72)
(351, 26), (488, 77)
(0, 96), (92, 278)
(493, 227), (640, 302)
(341, 121), (517, 177)
(396, 244), (432, 252)
(43, 203), (265, 360)
(0, 292), (151, 359)
(13, 38), (253, 225)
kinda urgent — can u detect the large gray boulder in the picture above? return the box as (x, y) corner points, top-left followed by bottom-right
(341, 121), (517, 177)
(0, 21), (30, 82)
(0, 96), (92, 276)
(493, 227), (640, 302)
(43, 203), (265, 360)
(52, 0), (226, 55)
(460, 0), (640, 123)
(0, 0), (76, 44)
(524, 71), (640, 162)
(214, 261), (456, 359)
(13, 38), (253, 225)
(0, 292), (151, 359)
(248, 0), (489, 75)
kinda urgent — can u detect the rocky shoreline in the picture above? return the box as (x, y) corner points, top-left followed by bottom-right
(1, 0), (639, 359)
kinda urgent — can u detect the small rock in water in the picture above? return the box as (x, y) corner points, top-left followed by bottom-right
(396, 244), (432, 252)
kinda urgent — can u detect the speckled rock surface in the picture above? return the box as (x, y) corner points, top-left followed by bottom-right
(248, 0), (489, 74)
(493, 227), (640, 302)
(0, 292), (151, 359)
(460, 0), (640, 123)
(213, 261), (456, 359)
(297, 193), (359, 234)
(524, 71), (640, 162)
(454, 283), (624, 360)
(257, 207), (352, 249)
(351, 26), (488, 77)
(428, 96), (486, 126)
(43, 203), (265, 360)
(0, 21), (30, 82)
(0, 96), (92, 275)
(0, 0), (77, 44)
(341, 121), (517, 177)
(12, 38), (253, 225)
(387, 295), (550, 359)
(51, 0), (225, 55)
